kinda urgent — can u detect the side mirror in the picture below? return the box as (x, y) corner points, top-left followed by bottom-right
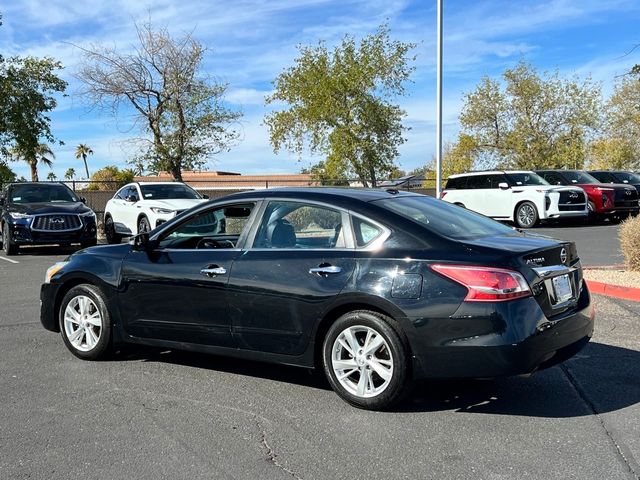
(132, 232), (156, 251)
(125, 195), (137, 203)
(498, 182), (510, 190)
(80, 196), (87, 204)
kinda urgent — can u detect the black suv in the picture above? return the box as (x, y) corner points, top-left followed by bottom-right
(589, 170), (640, 196)
(0, 182), (97, 255)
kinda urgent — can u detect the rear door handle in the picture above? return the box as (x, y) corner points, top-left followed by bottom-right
(309, 265), (342, 275)
(201, 265), (227, 277)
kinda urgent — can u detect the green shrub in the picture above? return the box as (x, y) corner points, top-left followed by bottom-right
(620, 214), (640, 271)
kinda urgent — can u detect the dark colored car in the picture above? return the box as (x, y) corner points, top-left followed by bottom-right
(0, 182), (97, 256)
(40, 188), (594, 410)
(589, 170), (640, 199)
(379, 174), (426, 189)
(536, 170), (639, 221)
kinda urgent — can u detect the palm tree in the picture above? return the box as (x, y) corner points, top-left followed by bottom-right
(11, 143), (55, 181)
(65, 168), (76, 180)
(46, 171), (57, 181)
(75, 144), (93, 179)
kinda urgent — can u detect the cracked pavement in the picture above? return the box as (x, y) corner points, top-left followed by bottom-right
(0, 247), (638, 479)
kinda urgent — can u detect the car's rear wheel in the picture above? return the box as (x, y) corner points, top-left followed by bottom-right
(322, 310), (410, 410)
(137, 216), (151, 234)
(59, 284), (112, 360)
(515, 202), (538, 228)
(104, 215), (121, 244)
(2, 223), (18, 256)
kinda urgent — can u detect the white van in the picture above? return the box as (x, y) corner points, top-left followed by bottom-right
(441, 171), (588, 228)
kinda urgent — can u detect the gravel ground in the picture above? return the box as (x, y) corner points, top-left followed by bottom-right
(584, 268), (640, 288)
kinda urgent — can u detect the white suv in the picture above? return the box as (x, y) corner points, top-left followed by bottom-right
(104, 182), (207, 243)
(441, 171), (588, 228)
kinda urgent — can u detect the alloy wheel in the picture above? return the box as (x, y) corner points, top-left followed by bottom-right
(63, 295), (102, 352)
(517, 204), (536, 227)
(331, 325), (394, 398)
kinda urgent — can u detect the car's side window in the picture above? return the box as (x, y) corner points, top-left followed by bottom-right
(114, 187), (127, 200)
(352, 217), (383, 248)
(157, 203), (254, 250)
(128, 186), (140, 202)
(466, 175), (489, 189)
(253, 201), (345, 249)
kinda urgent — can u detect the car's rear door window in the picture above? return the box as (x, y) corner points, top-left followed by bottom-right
(252, 201), (347, 249)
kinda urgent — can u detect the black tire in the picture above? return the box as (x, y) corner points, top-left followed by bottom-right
(2, 222), (18, 256)
(514, 201), (538, 228)
(59, 284), (113, 360)
(81, 239), (98, 249)
(137, 215), (151, 234)
(104, 215), (121, 244)
(322, 310), (411, 410)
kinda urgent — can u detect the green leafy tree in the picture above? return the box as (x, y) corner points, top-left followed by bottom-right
(0, 56), (67, 174)
(46, 171), (57, 181)
(64, 167), (76, 180)
(459, 61), (601, 170)
(74, 144), (93, 178)
(76, 22), (242, 181)
(10, 143), (55, 181)
(87, 165), (135, 191)
(0, 160), (16, 184)
(301, 159), (349, 185)
(429, 134), (478, 181)
(266, 25), (415, 187)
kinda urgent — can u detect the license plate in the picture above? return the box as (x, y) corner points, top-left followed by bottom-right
(552, 274), (573, 303)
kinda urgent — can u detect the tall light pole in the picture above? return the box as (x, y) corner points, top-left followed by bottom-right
(435, 0), (443, 198)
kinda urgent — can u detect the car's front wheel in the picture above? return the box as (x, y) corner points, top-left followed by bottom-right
(515, 201), (538, 228)
(137, 216), (151, 234)
(322, 310), (411, 410)
(104, 215), (121, 244)
(2, 222), (18, 256)
(59, 284), (112, 360)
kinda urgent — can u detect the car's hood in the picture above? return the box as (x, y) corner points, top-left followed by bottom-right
(8, 202), (92, 215)
(512, 185), (582, 193)
(140, 198), (206, 211)
(568, 182), (624, 190)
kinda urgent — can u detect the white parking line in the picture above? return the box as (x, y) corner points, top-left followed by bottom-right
(0, 256), (19, 264)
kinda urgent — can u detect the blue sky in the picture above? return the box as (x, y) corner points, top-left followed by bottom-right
(1, 0), (639, 180)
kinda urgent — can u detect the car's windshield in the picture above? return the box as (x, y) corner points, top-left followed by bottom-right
(506, 172), (549, 186)
(8, 184), (78, 204)
(140, 184), (201, 200)
(560, 171), (599, 184)
(376, 196), (515, 241)
(614, 172), (640, 183)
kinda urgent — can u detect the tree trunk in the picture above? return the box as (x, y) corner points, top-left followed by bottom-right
(170, 163), (183, 182)
(82, 155), (90, 179)
(30, 161), (39, 181)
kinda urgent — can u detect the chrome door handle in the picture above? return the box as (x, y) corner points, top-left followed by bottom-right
(201, 266), (227, 277)
(309, 265), (342, 275)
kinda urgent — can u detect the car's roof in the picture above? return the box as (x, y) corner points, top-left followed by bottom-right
(131, 182), (189, 186)
(217, 187), (420, 203)
(448, 170), (533, 178)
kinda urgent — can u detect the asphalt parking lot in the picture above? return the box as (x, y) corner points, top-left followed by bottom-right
(0, 225), (638, 480)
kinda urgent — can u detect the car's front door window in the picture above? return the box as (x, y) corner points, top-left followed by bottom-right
(252, 201), (346, 249)
(158, 203), (254, 250)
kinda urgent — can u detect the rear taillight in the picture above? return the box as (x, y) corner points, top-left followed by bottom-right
(431, 264), (531, 302)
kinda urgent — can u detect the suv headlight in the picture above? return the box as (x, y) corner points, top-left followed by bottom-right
(150, 207), (174, 215)
(9, 212), (32, 220)
(45, 261), (68, 284)
(80, 211), (96, 220)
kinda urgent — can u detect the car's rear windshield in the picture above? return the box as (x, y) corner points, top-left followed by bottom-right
(8, 184), (78, 204)
(140, 184), (202, 200)
(506, 172), (549, 186)
(375, 196), (515, 240)
(561, 171), (599, 184)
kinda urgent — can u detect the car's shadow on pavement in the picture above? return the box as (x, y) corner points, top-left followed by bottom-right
(401, 342), (639, 417)
(113, 341), (639, 417)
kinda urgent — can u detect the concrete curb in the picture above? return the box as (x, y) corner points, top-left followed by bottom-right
(586, 280), (640, 302)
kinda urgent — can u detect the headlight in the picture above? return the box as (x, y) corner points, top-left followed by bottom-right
(80, 211), (96, 219)
(44, 261), (68, 284)
(150, 207), (174, 215)
(9, 212), (32, 220)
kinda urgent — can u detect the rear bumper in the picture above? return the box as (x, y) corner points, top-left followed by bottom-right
(410, 285), (594, 379)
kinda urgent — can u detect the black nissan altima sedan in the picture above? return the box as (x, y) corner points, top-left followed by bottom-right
(40, 188), (594, 410)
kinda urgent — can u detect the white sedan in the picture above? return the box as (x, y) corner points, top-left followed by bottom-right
(104, 182), (207, 243)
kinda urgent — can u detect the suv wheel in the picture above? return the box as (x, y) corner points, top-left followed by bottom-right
(138, 216), (151, 234)
(322, 310), (411, 410)
(2, 222), (18, 256)
(59, 284), (112, 360)
(104, 215), (121, 244)
(515, 202), (538, 228)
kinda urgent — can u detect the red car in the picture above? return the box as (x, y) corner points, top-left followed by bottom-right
(536, 170), (639, 222)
